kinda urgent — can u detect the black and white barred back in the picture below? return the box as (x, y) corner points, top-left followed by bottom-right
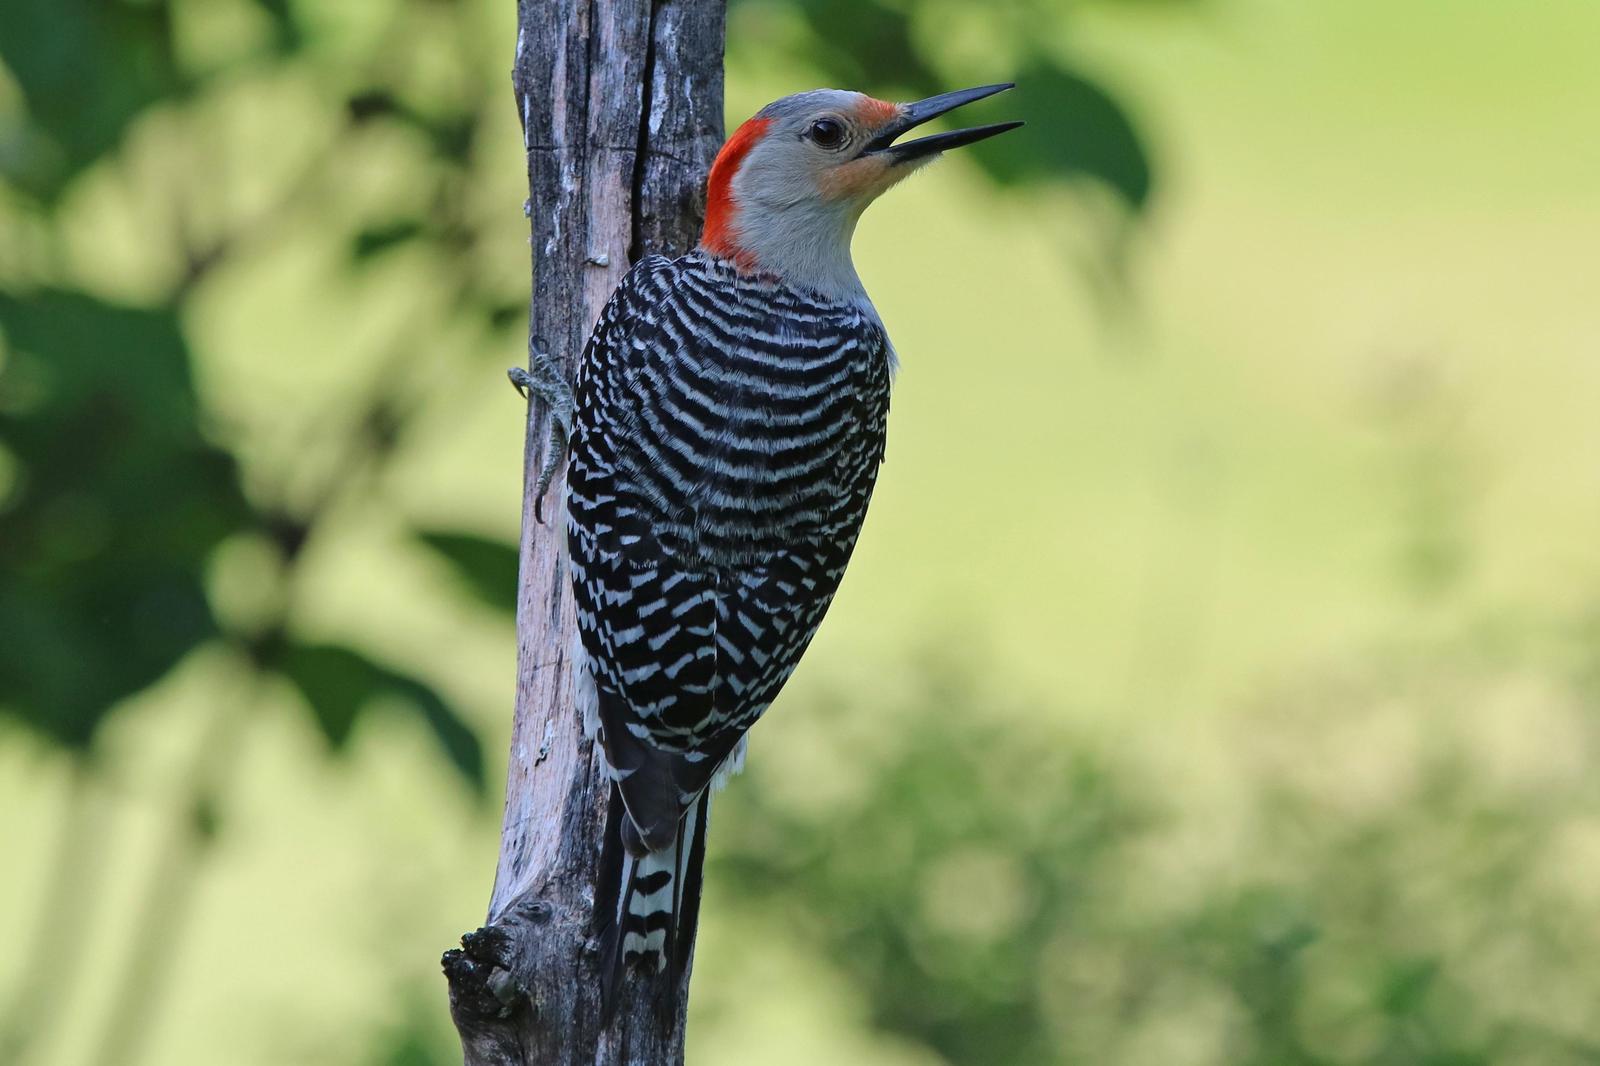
(566, 249), (892, 993)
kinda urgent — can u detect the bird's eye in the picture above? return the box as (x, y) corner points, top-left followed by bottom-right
(806, 118), (847, 149)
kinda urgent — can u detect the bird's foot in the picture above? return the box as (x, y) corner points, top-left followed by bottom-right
(508, 349), (575, 525)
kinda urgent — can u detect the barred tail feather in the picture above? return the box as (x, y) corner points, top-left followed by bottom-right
(672, 791), (709, 977)
(597, 790), (711, 1018)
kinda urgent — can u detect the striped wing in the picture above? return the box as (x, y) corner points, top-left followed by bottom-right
(566, 252), (890, 825)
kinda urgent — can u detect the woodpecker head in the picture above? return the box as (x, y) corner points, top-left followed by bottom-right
(700, 83), (1020, 296)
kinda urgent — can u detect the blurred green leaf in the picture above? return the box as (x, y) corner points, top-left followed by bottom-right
(0, 289), (250, 749)
(970, 59), (1152, 211)
(416, 530), (518, 616)
(341, 89), (478, 165)
(347, 90), (403, 124)
(274, 641), (485, 793)
(424, 112), (479, 165)
(774, 0), (938, 92)
(352, 221), (427, 261)
(0, 0), (186, 200)
(488, 302), (527, 332)
(1380, 957), (1442, 1018)
(243, 0), (303, 52)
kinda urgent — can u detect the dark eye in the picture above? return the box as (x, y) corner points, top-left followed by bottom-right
(806, 118), (846, 149)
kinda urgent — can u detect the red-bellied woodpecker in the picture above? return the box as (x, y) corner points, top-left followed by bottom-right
(510, 83), (1020, 1007)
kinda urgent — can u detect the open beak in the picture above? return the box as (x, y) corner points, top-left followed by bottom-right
(863, 83), (1022, 164)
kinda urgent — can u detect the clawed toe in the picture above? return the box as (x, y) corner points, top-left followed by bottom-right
(507, 366), (537, 398)
(508, 353), (575, 526)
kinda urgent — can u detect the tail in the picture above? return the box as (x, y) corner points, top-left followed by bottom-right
(596, 786), (710, 1018)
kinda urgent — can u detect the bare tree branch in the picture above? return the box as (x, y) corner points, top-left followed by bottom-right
(443, 3), (725, 1063)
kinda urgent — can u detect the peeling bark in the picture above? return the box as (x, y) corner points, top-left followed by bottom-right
(443, 3), (725, 1063)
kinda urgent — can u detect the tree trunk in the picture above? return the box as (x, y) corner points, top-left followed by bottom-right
(442, 2), (725, 1063)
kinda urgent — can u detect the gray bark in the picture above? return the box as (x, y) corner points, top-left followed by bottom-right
(442, 3), (725, 1063)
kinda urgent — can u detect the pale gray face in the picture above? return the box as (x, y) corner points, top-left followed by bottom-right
(737, 90), (911, 212)
(710, 84), (1020, 295)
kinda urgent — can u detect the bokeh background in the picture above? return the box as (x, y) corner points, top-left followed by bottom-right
(5, 1), (1600, 1064)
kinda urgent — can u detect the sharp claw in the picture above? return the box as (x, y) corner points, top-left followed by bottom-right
(534, 418), (568, 526)
(512, 353), (574, 526)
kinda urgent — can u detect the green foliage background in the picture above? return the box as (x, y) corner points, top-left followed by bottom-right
(4, 1), (1600, 1064)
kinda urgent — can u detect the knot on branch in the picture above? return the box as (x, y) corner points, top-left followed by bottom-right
(443, 923), (527, 1025)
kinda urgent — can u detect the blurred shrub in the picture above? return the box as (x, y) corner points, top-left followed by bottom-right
(709, 641), (1600, 1065)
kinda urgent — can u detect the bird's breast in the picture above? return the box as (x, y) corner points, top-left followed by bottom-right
(644, 331), (889, 566)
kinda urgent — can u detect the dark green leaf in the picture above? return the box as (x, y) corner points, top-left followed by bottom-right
(274, 643), (373, 748)
(417, 531), (518, 616)
(775, 0), (939, 93)
(0, 289), (251, 749)
(969, 60), (1153, 211)
(347, 90), (402, 124)
(392, 676), (485, 797)
(488, 302), (527, 332)
(425, 113), (478, 165)
(352, 221), (427, 261)
(0, 0), (187, 200)
(274, 641), (485, 793)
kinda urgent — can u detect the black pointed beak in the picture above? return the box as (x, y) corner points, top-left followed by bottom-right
(863, 82), (1022, 163)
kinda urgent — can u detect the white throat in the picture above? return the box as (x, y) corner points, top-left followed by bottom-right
(728, 177), (869, 301)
